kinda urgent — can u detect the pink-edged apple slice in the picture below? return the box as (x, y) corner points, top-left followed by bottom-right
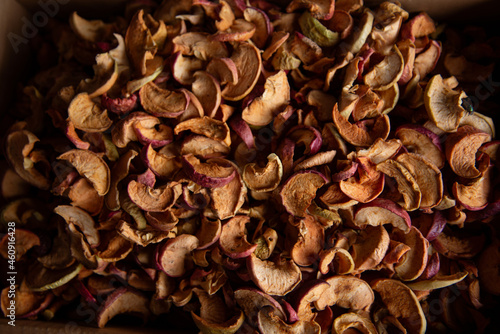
(354, 198), (411, 233)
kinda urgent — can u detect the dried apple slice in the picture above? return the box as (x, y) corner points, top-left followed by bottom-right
(212, 18), (256, 42)
(406, 272), (468, 291)
(432, 225), (486, 260)
(247, 253), (302, 296)
(414, 40), (441, 78)
(445, 125), (491, 179)
(219, 215), (257, 259)
(299, 11), (339, 47)
(243, 7), (273, 49)
(290, 215), (325, 267)
(125, 10), (155, 76)
(173, 32), (228, 60)
(139, 82), (188, 118)
(5, 130), (50, 190)
(117, 220), (172, 246)
(396, 152), (443, 210)
(191, 71), (221, 118)
(352, 225), (390, 272)
(54, 205), (99, 247)
(242, 70), (290, 126)
(392, 227), (429, 281)
(354, 198), (411, 233)
(234, 288), (285, 327)
(195, 218), (221, 250)
(97, 287), (150, 328)
(424, 74), (467, 132)
(287, 125), (323, 156)
(222, 42), (262, 101)
(293, 279), (330, 321)
(294, 150), (337, 172)
(210, 161), (247, 220)
(70, 12), (114, 42)
(27, 261), (83, 292)
(0, 229), (39, 261)
(158, 234), (199, 277)
(181, 135), (230, 159)
(78, 53), (118, 99)
(333, 312), (378, 334)
(182, 154), (236, 188)
(318, 247), (354, 275)
(58, 149), (110, 196)
(376, 159), (421, 211)
(395, 124), (445, 168)
(243, 153), (283, 192)
(287, 0), (335, 20)
(127, 180), (182, 212)
(453, 165), (493, 211)
(280, 171), (327, 217)
(340, 157), (384, 203)
(175, 116), (231, 147)
(371, 279), (426, 334)
(364, 46), (404, 90)
(314, 275), (374, 311)
(206, 57), (238, 85)
(142, 144), (181, 179)
(356, 138), (402, 165)
(257, 306), (320, 334)
(68, 93), (112, 133)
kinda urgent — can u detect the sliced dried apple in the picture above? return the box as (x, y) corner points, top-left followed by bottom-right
(158, 234), (199, 277)
(242, 70), (290, 126)
(182, 154), (236, 188)
(290, 214), (325, 267)
(333, 312), (378, 334)
(219, 215), (257, 259)
(127, 180), (182, 212)
(222, 42), (262, 101)
(340, 157), (384, 203)
(257, 306), (320, 334)
(247, 253), (302, 296)
(175, 116), (231, 147)
(299, 11), (339, 47)
(364, 46), (404, 90)
(406, 272), (468, 291)
(234, 288), (285, 327)
(392, 227), (429, 281)
(70, 12), (114, 43)
(191, 71), (221, 118)
(280, 171), (327, 217)
(67, 93), (112, 133)
(395, 124), (445, 169)
(445, 125), (491, 179)
(371, 279), (426, 334)
(354, 198), (411, 233)
(351, 225), (390, 272)
(58, 149), (110, 196)
(206, 57), (238, 85)
(243, 153), (283, 192)
(210, 161), (247, 220)
(27, 261), (83, 292)
(139, 82), (188, 118)
(0, 228), (39, 261)
(97, 287), (150, 328)
(243, 7), (273, 49)
(293, 279), (330, 321)
(315, 275), (374, 312)
(54, 205), (99, 247)
(173, 32), (228, 60)
(287, 0), (335, 20)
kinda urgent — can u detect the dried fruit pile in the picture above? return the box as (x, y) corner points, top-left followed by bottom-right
(1, 0), (499, 333)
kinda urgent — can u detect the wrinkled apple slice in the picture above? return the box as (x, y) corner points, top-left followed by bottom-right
(77, 53), (118, 99)
(395, 124), (445, 169)
(414, 40), (441, 78)
(181, 135), (230, 159)
(293, 279), (330, 321)
(171, 52), (203, 85)
(0, 228), (39, 261)
(212, 18), (256, 42)
(222, 42), (262, 101)
(257, 306), (321, 334)
(333, 312), (378, 334)
(158, 234), (199, 277)
(54, 205), (99, 247)
(127, 180), (182, 212)
(400, 12), (435, 42)
(68, 93), (112, 133)
(191, 297), (244, 334)
(460, 112), (495, 138)
(206, 57), (238, 85)
(5, 130), (50, 190)
(117, 220), (172, 246)
(453, 166), (492, 211)
(234, 288), (285, 327)
(243, 153), (283, 192)
(392, 227), (429, 281)
(243, 7), (273, 49)
(406, 272), (468, 291)
(140, 82), (189, 118)
(70, 12), (114, 42)
(191, 71), (221, 118)
(318, 247), (355, 275)
(356, 138), (402, 165)
(377, 159), (421, 211)
(354, 198), (411, 233)
(97, 287), (150, 328)
(142, 144), (181, 179)
(247, 253), (302, 296)
(101, 93), (137, 115)
(371, 279), (426, 334)
(445, 125), (491, 179)
(299, 11), (339, 47)
(195, 218), (221, 250)
(314, 275), (374, 313)
(280, 171), (327, 217)
(340, 157), (384, 203)
(27, 261), (83, 292)
(287, 125), (323, 155)
(219, 215), (257, 259)
(242, 70), (290, 126)
(105, 149), (137, 211)
(263, 31), (289, 61)
(290, 215), (325, 267)
(111, 112), (157, 148)
(424, 74), (467, 133)
(182, 154), (236, 188)
(287, 0), (335, 20)
(332, 104), (390, 147)
(294, 150), (337, 172)
(352, 225), (390, 272)
(173, 32), (228, 60)
(58, 149), (110, 196)
(125, 10), (156, 76)
(210, 161), (247, 220)
(364, 46), (404, 90)
(175, 116), (231, 147)
(396, 152), (443, 210)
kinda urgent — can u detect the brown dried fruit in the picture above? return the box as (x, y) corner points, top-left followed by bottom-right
(281, 171), (327, 217)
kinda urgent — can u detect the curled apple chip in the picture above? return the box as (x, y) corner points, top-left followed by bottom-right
(290, 215), (325, 267)
(453, 165), (492, 211)
(206, 57), (238, 85)
(158, 234), (199, 277)
(258, 306), (321, 334)
(293, 279), (330, 321)
(97, 287), (150, 328)
(234, 288), (285, 327)
(333, 312), (378, 334)
(242, 70), (290, 126)
(67, 93), (112, 133)
(175, 116), (231, 147)
(127, 180), (182, 212)
(58, 149), (110, 196)
(173, 32), (228, 60)
(424, 74), (467, 133)
(243, 153), (283, 192)
(182, 154), (236, 188)
(354, 198), (411, 233)
(54, 205), (99, 247)
(210, 161), (246, 220)
(364, 46), (404, 90)
(247, 253), (302, 296)
(70, 12), (114, 42)
(445, 126), (491, 179)
(414, 40), (442, 78)
(222, 42), (262, 101)
(340, 157), (384, 203)
(371, 279), (426, 334)
(406, 272), (468, 291)
(27, 261), (83, 292)
(219, 215), (257, 259)
(287, 0), (335, 20)
(142, 144), (181, 179)
(287, 125), (323, 156)
(395, 124), (445, 169)
(392, 227), (429, 281)
(351, 225), (390, 273)
(314, 275), (374, 311)
(299, 11), (339, 47)
(280, 171), (327, 217)
(0, 229), (39, 261)
(356, 138), (402, 165)
(243, 7), (273, 49)
(117, 220), (172, 246)
(376, 159), (421, 211)
(191, 71), (221, 118)
(195, 218), (221, 250)
(139, 82), (188, 118)
(5, 129), (50, 190)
